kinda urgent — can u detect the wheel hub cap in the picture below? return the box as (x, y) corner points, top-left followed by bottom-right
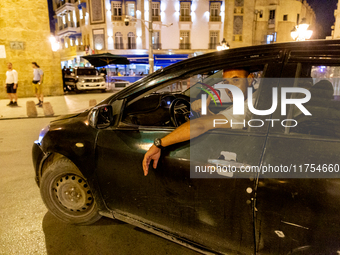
(54, 175), (93, 211)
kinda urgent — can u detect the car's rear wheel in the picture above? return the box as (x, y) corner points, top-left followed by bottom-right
(40, 158), (101, 225)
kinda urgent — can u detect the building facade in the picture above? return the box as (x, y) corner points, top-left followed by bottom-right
(52, 0), (315, 70)
(53, 0), (226, 71)
(0, 0), (63, 99)
(330, 0), (340, 39)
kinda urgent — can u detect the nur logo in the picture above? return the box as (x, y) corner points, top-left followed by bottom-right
(199, 84), (312, 116)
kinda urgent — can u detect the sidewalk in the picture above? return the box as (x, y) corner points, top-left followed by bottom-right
(0, 92), (116, 119)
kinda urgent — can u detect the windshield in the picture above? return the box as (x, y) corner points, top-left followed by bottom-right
(77, 69), (98, 76)
(183, 70), (224, 98)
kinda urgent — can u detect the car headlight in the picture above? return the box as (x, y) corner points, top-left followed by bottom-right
(78, 78), (85, 82)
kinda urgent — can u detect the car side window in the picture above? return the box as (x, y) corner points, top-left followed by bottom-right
(288, 65), (340, 138)
(121, 64), (265, 129)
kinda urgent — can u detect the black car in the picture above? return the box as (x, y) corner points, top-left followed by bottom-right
(33, 40), (340, 254)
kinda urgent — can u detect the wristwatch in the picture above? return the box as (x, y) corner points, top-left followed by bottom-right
(154, 138), (164, 149)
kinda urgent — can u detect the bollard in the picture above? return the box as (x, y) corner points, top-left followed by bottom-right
(89, 99), (97, 107)
(26, 101), (38, 118)
(42, 102), (54, 117)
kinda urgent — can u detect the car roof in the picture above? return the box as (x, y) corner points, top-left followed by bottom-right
(111, 39), (340, 100)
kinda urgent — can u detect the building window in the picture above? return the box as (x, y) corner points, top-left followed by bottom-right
(112, 2), (122, 21)
(180, 2), (191, 22)
(297, 13), (300, 24)
(269, 10), (275, 27)
(233, 16), (243, 41)
(93, 29), (105, 50)
(234, 0), (244, 6)
(210, 2), (221, 22)
(152, 2), (160, 21)
(209, 31), (219, 49)
(266, 33), (277, 44)
(126, 2), (135, 17)
(152, 31), (161, 49)
(283, 14), (288, 21)
(234, 0), (243, 14)
(179, 31), (190, 49)
(115, 32), (124, 49)
(127, 32), (136, 49)
(90, 0), (105, 23)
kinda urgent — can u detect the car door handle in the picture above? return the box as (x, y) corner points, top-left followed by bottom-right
(207, 159), (252, 177)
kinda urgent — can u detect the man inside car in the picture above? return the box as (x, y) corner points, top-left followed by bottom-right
(142, 68), (255, 176)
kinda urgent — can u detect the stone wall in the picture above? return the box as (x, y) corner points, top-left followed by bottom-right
(0, 0), (63, 99)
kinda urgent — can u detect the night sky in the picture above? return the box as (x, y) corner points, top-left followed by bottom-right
(46, 0), (339, 39)
(307, 0), (338, 39)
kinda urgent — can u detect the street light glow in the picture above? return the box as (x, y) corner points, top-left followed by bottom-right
(291, 18), (313, 41)
(217, 38), (229, 51)
(49, 36), (60, 52)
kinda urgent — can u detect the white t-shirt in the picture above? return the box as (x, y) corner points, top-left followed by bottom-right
(33, 68), (43, 81)
(218, 90), (258, 129)
(6, 70), (18, 84)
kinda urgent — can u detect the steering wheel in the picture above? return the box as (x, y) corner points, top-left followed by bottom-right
(169, 98), (199, 127)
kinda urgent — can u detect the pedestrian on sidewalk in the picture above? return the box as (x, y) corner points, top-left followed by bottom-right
(32, 62), (44, 107)
(5, 62), (19, 107)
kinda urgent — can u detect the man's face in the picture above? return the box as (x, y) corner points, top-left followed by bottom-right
(222, 69), (252, 101)
(7, 63), (12, 70)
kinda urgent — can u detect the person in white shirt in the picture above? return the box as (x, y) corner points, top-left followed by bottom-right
(5, 62), (19, 107)
(32, 62), (44, 107)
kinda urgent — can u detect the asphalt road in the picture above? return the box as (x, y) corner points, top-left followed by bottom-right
(0, 118), (199, 255)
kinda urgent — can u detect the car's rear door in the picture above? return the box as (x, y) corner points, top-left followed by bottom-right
(256, 48), (340, 254)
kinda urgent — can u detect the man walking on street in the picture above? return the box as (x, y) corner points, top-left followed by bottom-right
(5, 62), (18, 107)
(32, 62), (44, 107)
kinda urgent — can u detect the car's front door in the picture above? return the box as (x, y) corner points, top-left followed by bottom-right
(95, 62), (283, 254)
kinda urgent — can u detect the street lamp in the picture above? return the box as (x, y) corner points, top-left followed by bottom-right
(49, 36), (60, 52)
(217, 38), (229, 51)
(125, 0), (172, 74)
(290, 18), (313, 41)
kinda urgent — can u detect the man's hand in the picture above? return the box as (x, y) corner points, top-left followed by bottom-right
(13, 84), (17, 89)
(191, 96), (212, 114)
(142, 145), (161, 176)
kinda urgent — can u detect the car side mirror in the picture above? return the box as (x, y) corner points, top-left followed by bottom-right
(89, 104), (114, 129)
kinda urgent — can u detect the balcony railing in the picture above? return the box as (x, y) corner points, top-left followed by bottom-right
(152, 43), (162, 49)
(57, 0), (74, 8)
(179, 43), (191, 49)
(208, 43), (219, 49)
(268, 19), (275, 28)
(115, 43), (124, 49)
(112, 16), (122, 21)
(180, 15), (191, 22)
(152, 16), (160, 22)
(127, 43), (136, 49)
(210, 16), (221, 22)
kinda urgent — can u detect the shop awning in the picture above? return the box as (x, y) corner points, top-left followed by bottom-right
(154, 54), (188, 66)
(122, 55), (149, 64)
(121, 54), (189, 66)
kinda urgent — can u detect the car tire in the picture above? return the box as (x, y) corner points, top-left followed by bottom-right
(40, 158), (101, 225)
(101, 89), (106, 93)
